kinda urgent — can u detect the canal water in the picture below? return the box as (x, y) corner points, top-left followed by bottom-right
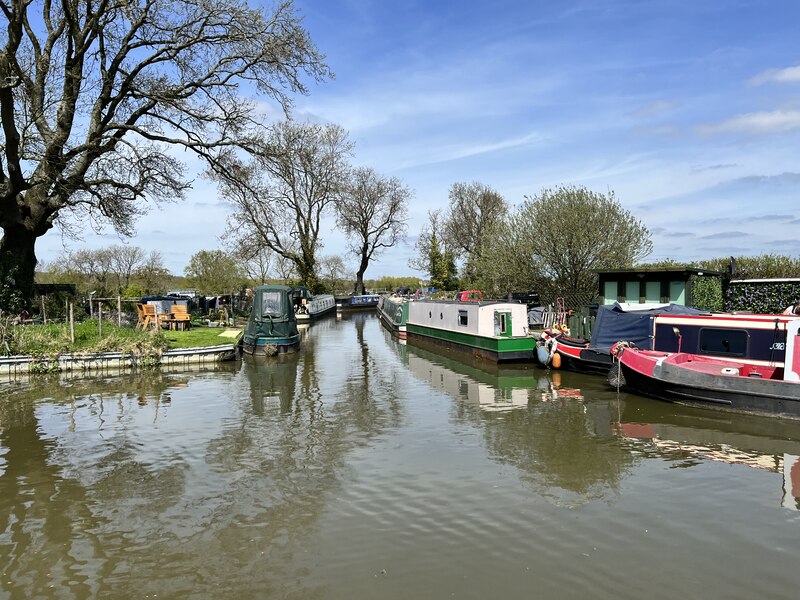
(2, 313), (800, 599)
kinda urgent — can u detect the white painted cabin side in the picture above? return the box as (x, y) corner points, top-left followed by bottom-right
(407, 301), (529, 338)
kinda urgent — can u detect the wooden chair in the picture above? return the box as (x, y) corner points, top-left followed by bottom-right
(169, 304), (192, 330)
(135, 303), (146, 330)
(141, 303), (158, 330)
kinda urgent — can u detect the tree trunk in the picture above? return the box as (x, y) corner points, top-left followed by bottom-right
(0, 225), (38, 313)
(353, 253), (369, 295)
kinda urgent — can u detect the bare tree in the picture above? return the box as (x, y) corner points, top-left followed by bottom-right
(235, 242), (275, 286)
(0, 0), (330, 312)
(134, 251), (171, 295)
(337, 167), (410, 295)
(212, 121), (353, 292)
(443, 182), (508, 284)
(318, 255), (349, 293)
(108, 245), (146, 295)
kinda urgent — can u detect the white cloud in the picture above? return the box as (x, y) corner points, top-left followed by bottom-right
(698, 109), (800, 135)
(749, 65), (800, 86)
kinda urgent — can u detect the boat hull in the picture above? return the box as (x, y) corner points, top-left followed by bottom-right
(615, 349), (800, 419)
(242, 334), (301, 356)
(407, 324), (535, 363)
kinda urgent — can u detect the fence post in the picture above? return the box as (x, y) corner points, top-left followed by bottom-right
(117, 295), (122, 326)
(99, 303), (103, 338)
(70, 303), (75, 344)
(41, 295), (47, 324)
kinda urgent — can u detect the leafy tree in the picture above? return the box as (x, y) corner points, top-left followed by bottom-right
(337, 167), (410, 295)
(409, 210), (458, 290)
(442, 181), (508, 284)
(0, 0), (330, 312)
(212, 122), (353, 293)
(480, 186), (652, 299)
(184, 250), (246, 295)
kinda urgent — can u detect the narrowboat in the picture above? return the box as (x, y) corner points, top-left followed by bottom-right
(537, 302), (704, 374)
(242, 285), (301, 355)
(336, 294), (381, 311)
(377, 295), (409, 339)
(291, 287), (336, 322)
(406, 298), (536, 362)
(539, 303), (800, 375)
(609, 317), (800, 419)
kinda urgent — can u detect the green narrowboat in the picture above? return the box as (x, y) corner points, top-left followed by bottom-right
(242, 285), (301, 355)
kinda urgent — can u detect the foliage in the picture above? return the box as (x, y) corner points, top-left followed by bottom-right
(442, 181), (508, 284)
(689, 276), (724, 311)
(727, 282), (800, 314)
(409, 210), (458, 290)
(184, 250), (247, 295)
(699, 254), (800, 279)
(1, 319), (168, 358)
(337, 167), (411, 294)
(478, 186), (652, 299)
(213, 122), (353, 293)
(40, 247), (172, 297)
(0, 0), (330, 312)
(365, 276), (423, 292)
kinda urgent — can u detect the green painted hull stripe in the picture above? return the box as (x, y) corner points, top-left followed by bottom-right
(406, 324), (535, 354)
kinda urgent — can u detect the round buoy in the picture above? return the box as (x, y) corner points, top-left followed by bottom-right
(552, 352), (561, 369)
(536, 345), (549, 365)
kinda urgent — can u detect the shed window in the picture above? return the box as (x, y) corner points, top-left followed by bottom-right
(698, 328), (748, 357)
(458, 310), (468, 326)
(645, 281), (661, 303)
(603, 281), (617, 305)
(625, 280), (640, 303)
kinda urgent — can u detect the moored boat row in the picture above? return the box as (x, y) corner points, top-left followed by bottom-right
(245, 285), (800, 420)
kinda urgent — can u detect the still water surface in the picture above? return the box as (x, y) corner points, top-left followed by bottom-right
(2, 313), (800, 599)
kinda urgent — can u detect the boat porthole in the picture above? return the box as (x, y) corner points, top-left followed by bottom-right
(440, 313), (443, 320)
(429, 311), (432, 318)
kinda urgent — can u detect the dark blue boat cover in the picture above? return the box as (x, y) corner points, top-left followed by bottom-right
(589, 302), (706, 351)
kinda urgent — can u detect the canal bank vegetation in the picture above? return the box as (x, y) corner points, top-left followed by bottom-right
(0, 315), (240, 359)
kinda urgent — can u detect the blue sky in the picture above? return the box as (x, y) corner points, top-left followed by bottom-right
(37, 0), (800, 278)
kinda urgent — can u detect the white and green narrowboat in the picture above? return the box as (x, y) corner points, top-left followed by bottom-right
(406, 299), (536, 362)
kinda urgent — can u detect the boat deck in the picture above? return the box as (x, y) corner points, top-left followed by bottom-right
(661, 353), (783, 380)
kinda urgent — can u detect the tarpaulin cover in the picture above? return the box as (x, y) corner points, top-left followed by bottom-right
(244, 285), (299, 342)
(589, 302), (706, 350)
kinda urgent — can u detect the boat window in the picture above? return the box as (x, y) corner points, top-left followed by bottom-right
(261, 292), (284, 317)
(698, 328), (748, 357)
(458, 310), (468, 326)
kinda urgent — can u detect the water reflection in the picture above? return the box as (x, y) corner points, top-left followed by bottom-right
(0, 317), (799, 598)
(609, 397), (800, 511)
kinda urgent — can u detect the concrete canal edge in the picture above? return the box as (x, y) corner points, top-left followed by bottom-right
(0, 340), (242, 379)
